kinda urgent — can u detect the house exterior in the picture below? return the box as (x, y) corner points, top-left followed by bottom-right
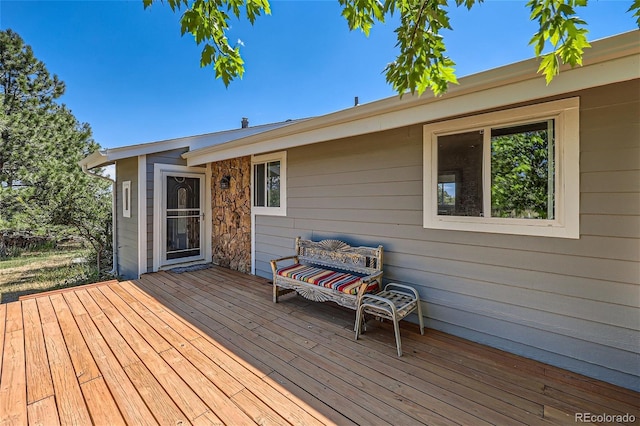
(80, 121), (301, 279)
(81, 31), (639, 391)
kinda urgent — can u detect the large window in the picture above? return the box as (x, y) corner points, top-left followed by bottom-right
(424, 98), (579, 238)
(252, 151), (287, 216)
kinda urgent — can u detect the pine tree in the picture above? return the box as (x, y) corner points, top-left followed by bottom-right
(0, 29), (112, 271)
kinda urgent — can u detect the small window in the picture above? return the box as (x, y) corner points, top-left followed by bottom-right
(424, 98), (579, 238)
(122, 181), (131, 218)
(252, 152), (286, 216)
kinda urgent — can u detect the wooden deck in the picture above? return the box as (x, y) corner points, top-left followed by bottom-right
(1, 266), (638, 425)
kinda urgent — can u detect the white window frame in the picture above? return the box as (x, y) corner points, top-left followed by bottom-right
(122, 181), (131, 218)
(251, 151), (287, 216)
(423, 97), (579, 239)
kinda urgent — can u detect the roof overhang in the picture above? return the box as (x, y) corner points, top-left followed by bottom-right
(79, 121), (302, 170)
(184, 30), (639, 166)
(79, 139), (191, 169)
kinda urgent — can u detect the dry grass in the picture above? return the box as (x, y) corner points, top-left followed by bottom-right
(0, 241), (97, 303)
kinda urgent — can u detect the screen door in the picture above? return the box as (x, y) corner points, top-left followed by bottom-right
(163, 173), (204, 265)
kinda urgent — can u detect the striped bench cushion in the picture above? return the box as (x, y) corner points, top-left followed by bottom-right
(276, 264), (379, 295)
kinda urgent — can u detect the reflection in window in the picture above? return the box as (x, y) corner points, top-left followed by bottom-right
(437, 131), (483, 216)
(435, 120), (555, 220)
(437, 173), (457, 215)
(491, 120), (554, 219)
(267, 161), (280, 208)
(254, 160), (280, 208)
(254, 163), (265, 207)
(424, 97), (579, 238)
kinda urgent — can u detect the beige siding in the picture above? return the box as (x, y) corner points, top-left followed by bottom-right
(115, 157), (138, 279)
(254, 80), (640, 391)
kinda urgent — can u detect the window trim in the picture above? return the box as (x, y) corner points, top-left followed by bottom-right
(423, 97), (579, 239)
(251, 151), (287, 216)
(122, 181), (131, 218)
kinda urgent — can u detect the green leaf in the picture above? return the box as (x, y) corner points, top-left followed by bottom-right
(538, 52), (559, 84)
(628, 0), (640, 26)
(147, 0), (608, 96)
(147, 0), (271, 86)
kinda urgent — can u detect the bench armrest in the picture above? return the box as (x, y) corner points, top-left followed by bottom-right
(363, 270), (383, 282)
(355, 270), (384, 301)
(270, 255), (299, 273)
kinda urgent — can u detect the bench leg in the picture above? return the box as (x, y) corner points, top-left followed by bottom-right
(273, 284), (279, 303)
(354, 305), (366, 339)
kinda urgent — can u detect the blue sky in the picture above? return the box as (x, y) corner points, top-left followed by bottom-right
(1, 1), (637, 150)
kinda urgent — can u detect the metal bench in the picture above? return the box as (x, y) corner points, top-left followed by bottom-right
(355, 283), (424, 356)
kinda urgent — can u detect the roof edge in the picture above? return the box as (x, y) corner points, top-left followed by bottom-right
(184, 30), (639, 165)
(78, 150), (110, 169)
(79, 119), (305, 168)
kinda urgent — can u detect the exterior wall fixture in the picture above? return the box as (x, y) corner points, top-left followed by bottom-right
(219, 175), (231, 190)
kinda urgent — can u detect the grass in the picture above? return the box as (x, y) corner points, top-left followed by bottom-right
(0, 241), (102, 303)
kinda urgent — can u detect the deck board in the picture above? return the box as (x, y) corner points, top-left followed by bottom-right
(85, 286), (209, 422)
(187, 269), (543, 424)
(131, 279), (328, 425)
(71, 297), (158, 426)
(1, 320), (27, 425)
(21, 298), (54, 405)
(49, 294), (101, 384)
(0, 304), (5, 375)
(27, 395), (59, 426)
(38, 297), (93, 426)
(1, 266), (638, 425)
(79, 377), (126, 426)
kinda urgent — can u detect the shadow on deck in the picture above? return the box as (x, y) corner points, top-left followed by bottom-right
(1, 266), (638, 425)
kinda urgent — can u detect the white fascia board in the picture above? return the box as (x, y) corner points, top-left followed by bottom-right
(187, 54), (639, 165)
(80, 121), (300, 170)
(185, 30), (639, 166)
(79, 140), (190, 170)
(103, 140), (190, 164)
(110, 141), (190, 160)
(78, 150), (110, 169)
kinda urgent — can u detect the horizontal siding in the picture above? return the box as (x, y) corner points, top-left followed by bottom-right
(581, 215), (640, 238)
(416, 286), (638, 368)
(582, 171), (640, 193)
(581, 193), (640, 215)
(581, 147), (640, 172)
(425, 305), (637, 388)
(254, 215), (307, 278)
(267, 212), (640, 261)
(116, 157), (138, 279)
(382, 255), (638, 336)
(288, 195), (422, 211)
(254, 80), (640, 391)
(289, 165), (423, 188)
(288, 179), (422, 198)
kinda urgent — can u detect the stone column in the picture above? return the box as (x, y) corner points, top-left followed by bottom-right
(210, 156), (251, 273)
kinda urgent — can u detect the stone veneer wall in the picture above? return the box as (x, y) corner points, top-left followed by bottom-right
(210, 156), (251, 273)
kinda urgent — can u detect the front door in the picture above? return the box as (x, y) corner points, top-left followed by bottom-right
(162, 172), (205, 266)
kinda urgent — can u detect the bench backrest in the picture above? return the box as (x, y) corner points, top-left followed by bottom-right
(295, 237), (383, 276)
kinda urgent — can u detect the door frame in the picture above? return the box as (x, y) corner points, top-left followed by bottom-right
(153, 163), (211, 272)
